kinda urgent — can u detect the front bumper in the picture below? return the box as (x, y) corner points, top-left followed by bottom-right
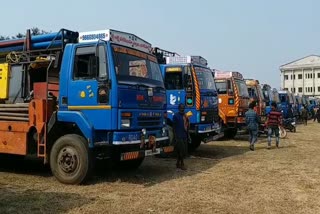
(120, 145), (174, 161)
(190, 123), (221, 134)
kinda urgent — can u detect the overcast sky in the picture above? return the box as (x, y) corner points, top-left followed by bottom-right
(1, 0), (319, 88)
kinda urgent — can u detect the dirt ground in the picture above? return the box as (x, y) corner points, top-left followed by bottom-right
(1, 122), (320, 214)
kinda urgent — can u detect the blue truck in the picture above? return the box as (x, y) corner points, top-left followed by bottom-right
(154, 48), (221, 150)
(261, 85), (282, 113)
(278, 90), (296, 118)
(0, 28), (173, 184)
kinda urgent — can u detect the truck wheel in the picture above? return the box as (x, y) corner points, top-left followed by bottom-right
(189, 135), (202, 152)
(115, 158), (145, 170)
(224, 128), (237, 139)
(50, 134), (92, 185)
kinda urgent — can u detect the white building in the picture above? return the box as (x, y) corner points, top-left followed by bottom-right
(280, 55), (320, 97)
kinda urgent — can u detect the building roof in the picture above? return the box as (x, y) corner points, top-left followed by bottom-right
(280, 55), (320, 70)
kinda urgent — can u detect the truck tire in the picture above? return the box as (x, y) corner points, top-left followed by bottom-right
(50, 134), (92, 185)
(189, 135), (202, 152)
(224, 128), (237, 139)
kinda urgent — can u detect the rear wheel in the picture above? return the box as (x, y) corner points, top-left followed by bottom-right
(189, 135), (202, 152)
(224, 128), (237, 139)
(50, 134), (92, 185)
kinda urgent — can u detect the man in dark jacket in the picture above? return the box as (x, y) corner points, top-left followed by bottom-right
(245, 102), (261, 151)
(301, 106), (308, 125)
(173, 104), (188, 170)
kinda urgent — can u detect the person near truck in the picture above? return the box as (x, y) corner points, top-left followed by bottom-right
(245, 102), (261, 151)
(301, 105), (308, 125)
(266, 102), (282, 149)
(172, 104), (188, 170)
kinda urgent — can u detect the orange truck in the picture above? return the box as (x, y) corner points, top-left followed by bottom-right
(245, 79), (267, 123)
(213, 71), (250, 138)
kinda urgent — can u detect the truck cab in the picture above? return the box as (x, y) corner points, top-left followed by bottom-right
(214, 71), (249, 138)
(0, 29), (173, 184)
(261, 84), (282, 114)
(154, 48), (221, 150)
(278, 90), (295, 118)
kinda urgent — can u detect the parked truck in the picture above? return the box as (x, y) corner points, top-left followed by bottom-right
(278, 90), (295, 118)
(154, 48), (221, 151)
(245, 79), (267, 134)
(213, 71), (249, 138)
(0, 28), (173, 184)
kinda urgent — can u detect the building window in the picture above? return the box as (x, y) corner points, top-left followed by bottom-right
(290, 75), (292, 80)
(293, 75), (295, 79)
(318, 73), (320, 78)
(293, 88), (296, 93)
(313, 73), (315, 78)
(298, 87), (302, 93)
(311, 87), (313, 92)
(318, 87), (320, 92)
(284, 75), (288, 80)
(298, 74), (302, 79)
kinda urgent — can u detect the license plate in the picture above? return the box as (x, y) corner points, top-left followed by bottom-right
(145, 148), (161, 156)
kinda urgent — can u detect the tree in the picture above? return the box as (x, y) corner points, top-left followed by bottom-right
(0, 27), (50, 41)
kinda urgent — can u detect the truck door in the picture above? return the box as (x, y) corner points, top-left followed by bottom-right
(67, 44), (112, 130)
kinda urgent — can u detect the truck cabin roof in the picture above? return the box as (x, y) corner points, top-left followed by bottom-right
(78, 29), (153, 54)
(214, 71), (244, 80)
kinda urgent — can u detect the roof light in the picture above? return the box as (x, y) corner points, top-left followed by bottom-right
(166, 55), (208, 66)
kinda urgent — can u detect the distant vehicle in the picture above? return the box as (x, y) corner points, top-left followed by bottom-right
(278, 90), (295, 118)
(245, 79), (266, 122)
(261, 85), (281, 115)
(213, 70), (250, 138)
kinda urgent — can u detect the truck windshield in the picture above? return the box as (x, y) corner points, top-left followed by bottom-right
(279, 94), (288, 103)
(272, 92), (280, 103)
(247, 86), (258, 98)
(257, 86), (264, 100)
(215, 79), (227, 94)
(235, 80), (249, 97)
(112, 45), (164, 87)
(262, 89), (270, 101)
(194, 66), (217, 90)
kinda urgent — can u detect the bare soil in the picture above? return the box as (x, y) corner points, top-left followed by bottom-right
(1, 122), (320, 214)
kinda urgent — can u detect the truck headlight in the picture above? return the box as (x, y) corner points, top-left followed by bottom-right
(141, 128), (147, 135)
(162, 127), (166, 136)
(121, 119), (131, 128)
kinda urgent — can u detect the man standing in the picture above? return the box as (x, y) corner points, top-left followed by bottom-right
(245, 102), (261, 151)
(301, 106), (308, 125)
(266, 102), (282, 149)
(173, 104), (188, 170)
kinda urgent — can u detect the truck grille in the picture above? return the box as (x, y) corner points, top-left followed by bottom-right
(201, 109), (219, 123)
(137, 116), (162, 128)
